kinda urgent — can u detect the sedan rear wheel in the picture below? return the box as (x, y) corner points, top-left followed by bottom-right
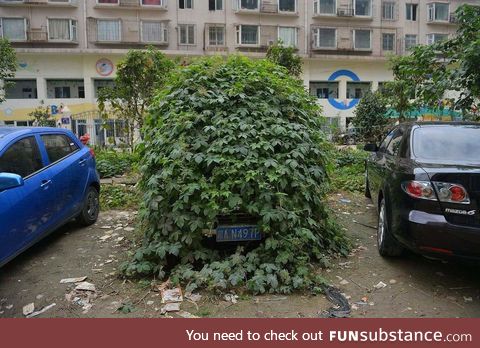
(377, 198), (403, 257)
(77, 186), (100, 226)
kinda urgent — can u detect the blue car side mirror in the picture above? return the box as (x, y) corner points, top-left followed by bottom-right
(0, 173), (24, 191)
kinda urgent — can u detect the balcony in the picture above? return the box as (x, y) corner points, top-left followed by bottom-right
(94, 0), (167, 10)
(0, 0), (78, 7)
(313, 2), (374, 20)
(311, 26), (377, 55)
(235, 25), (298, 52)
(87, 18), (169, 46)
(234, 0), (298, 16)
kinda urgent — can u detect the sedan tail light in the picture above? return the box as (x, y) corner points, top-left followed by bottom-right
(402, 181), (470, 204)
(89, 148), (95, 158)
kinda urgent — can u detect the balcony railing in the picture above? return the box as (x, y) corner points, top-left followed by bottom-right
(0, 0), (78, 6)
(87, 18), (169, 45)
(234, 0), (298, 15)
(94, 0), (167, 10)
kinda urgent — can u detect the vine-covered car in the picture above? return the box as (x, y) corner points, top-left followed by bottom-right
(364, 122), (480, 260)
(0, 127), (100, 267)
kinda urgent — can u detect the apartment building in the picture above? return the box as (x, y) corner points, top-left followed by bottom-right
(0, 0), (477, 135)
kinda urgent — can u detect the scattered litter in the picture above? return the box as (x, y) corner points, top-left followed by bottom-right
(177, 310), (199, 318)
(36, 294), (44, 300)
(5, 304), (13, 310)
(161, 288), (183, 304)
(374, 281), (387, 290)
(26, 303), (56, 318)
(99, 235), (112, 241)
(340, 199), (352, 204)
(339, 279), (349, 285)
(351, 304), (359, 311)
(60, 276), (87, 284)
(185, 293), (202, 302)
(116, 237), (125, 242)
(322, 286), (351, 318)
(75, 282), (96, 292)
(23, 303), (35, 316)
(161, 302), (181, 313)
(146, 301), (154, 306)
(464, 297), (473, 303)
(124, 227), (135, 232)
(224, 294), (238, 304)
(389, 279), (397, 285)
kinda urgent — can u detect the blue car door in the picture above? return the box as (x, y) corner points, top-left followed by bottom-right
(39, 133), (89, 223)
(0, 135), (56, 264)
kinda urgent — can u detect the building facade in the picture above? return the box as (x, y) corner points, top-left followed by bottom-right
(0, 0), (477, 136)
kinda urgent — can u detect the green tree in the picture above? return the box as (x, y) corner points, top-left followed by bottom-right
(97, 47), (175, 146)
(29, 101), (53, 126)
(0, 38), (17, 103)
(122, 56), (349, 294)
(266, 41), (303, 77)
(352, 90), (389, 143)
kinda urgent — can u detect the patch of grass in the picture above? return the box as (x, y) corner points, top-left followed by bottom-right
(95, 148), (139, 179)
(330, 147), (368, 193)
(100, 184), (140, 210)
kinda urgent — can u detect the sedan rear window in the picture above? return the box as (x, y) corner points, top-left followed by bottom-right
(41, 134), (79, 163)
(413, 125), (480, 162)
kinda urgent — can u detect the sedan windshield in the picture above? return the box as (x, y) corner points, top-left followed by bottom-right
(412, 125), (480, 162)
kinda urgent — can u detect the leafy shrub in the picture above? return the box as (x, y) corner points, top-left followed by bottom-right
(95, 149), (138, 178)
(122, 56), (350, 294)
(100, 184), (140, 210)
(330, 148), (368, 193)
(352, 90), (390, 143)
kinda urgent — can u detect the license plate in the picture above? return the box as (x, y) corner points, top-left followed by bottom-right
(216, 225), (262, 242)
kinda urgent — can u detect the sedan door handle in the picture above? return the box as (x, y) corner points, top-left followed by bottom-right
(40, 180), (52, 188)
(79, 158), (87, 166)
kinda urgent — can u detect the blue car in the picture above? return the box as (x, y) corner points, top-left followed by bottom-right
(0, 127), (100, 267)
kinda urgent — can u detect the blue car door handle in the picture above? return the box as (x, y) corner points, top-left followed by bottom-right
(40, 180), (52, 188)
(79, 158), (87, 166)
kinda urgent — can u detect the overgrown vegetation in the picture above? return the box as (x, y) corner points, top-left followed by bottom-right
(95, 148), (139, 178)
(122, 56), (350, 294)
(330, 148), (368, 193)
(28, 101), (53, 126)
(266, 41), (302, 77)
(352, 90), (390, 143)
(98, 47), (175, 147)
(0, 38), (17, 103)
(100, 184), (140, 210)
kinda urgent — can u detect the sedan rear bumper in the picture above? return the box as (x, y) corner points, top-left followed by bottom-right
(401, 210), (480, 260)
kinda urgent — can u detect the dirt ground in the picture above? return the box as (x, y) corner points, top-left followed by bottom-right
(1, 192), (479, 318)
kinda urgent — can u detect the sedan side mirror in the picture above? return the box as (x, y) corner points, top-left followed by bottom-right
(364, 143), (378, 152)
(0, 173), (24, 191)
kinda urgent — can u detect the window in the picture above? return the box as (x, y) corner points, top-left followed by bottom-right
(278, 27), (297, 47)
(386, 128), (404, 156)
(47, 79), (85, 99)
(142, 21), (168, 43)
(405, 34), (417, 50)
(142, 0), (165, 5)
(310, 82), (339, 99)
(382, 33), (395, 51)
(406, 3), (417, 21)
(179, 0), (193, 9)
(355, 0), (372, 16)
(428, 3), (449, 22)
(5, 79), (37, 99)
(48, 19), (77, 41)
(178, 24), (195, 45)
(97, 0), (119, 3)
(93, 79), (115, 98)
(279, 0), (296, 12)
(0, 137), (43, 178)
(427, 33), (448, 45)
(236, 25), (259, 45)
(314, 0), (336, 15)
(238, 0), (258, 10)
(41, 134), (79, 163)
(0, 18), (26, 41)
(382, 1), (395, 20)
(346, 82), (371, 99)
(208, 0), (223, 10)
(208, 26), (225, 46)
(353, 29), (371, 50)
(313, 28), (336, 48)
(97, 19), (121, 42)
